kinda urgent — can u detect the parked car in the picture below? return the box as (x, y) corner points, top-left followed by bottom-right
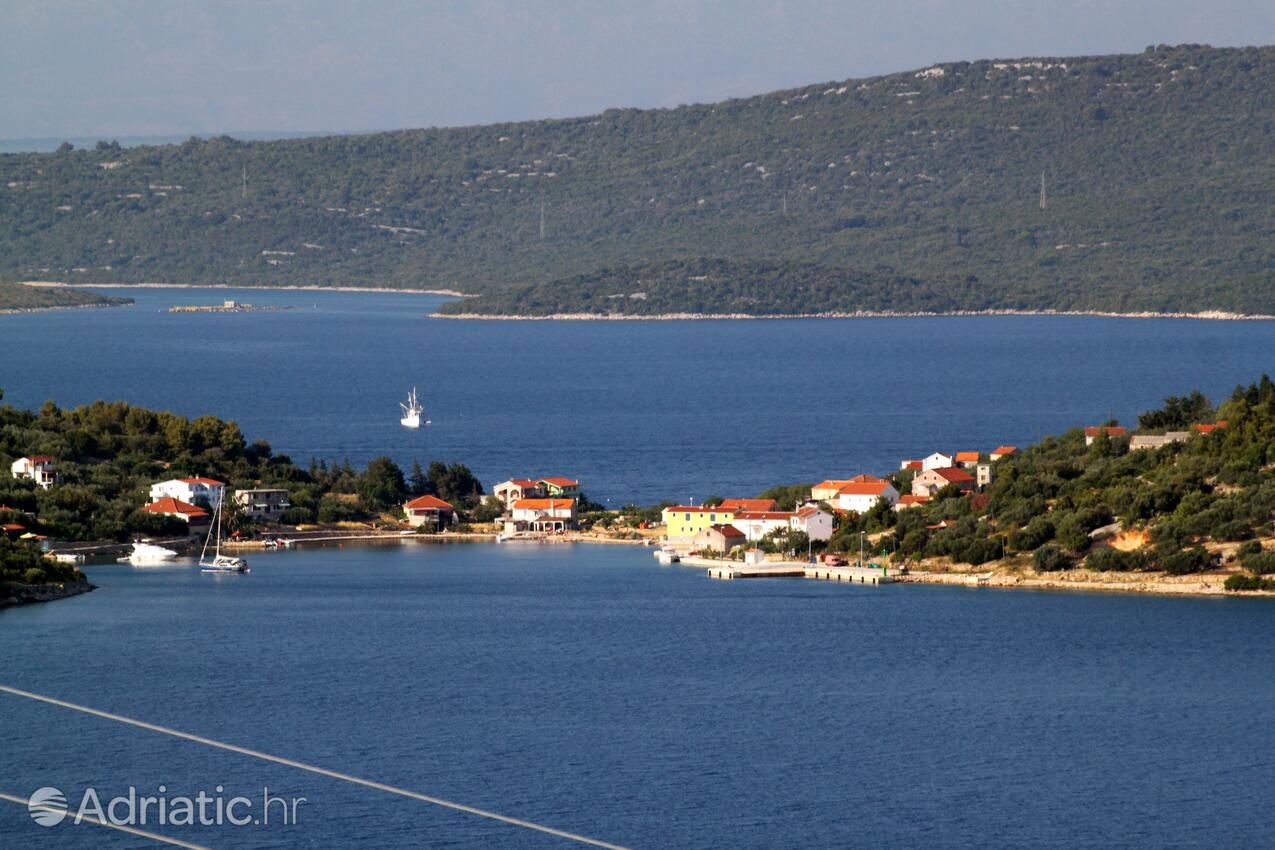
(822, 554), (847, 566)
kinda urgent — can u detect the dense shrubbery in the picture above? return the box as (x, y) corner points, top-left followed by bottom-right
(0, 537), (84, 586)
(5, 45), (1275, 316)
(0, 388), (484, 543)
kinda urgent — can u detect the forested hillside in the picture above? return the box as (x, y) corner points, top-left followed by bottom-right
(4, 44), (1275, 314)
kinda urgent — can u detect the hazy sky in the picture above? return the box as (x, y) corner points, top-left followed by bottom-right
(4, 0), (1275, 139)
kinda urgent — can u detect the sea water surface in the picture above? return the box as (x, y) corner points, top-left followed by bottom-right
(1, 543), (1273, 849)
(3, 287), (1275, 503)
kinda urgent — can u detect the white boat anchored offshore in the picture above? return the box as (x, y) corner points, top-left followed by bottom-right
(199, 496), (249, 574)
(400, 387), (430, 428)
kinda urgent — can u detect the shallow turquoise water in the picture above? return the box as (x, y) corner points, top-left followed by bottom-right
(2, 542), (1273, 848)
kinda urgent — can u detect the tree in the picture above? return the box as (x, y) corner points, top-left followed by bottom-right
(426, 461), (482, 506)
(358, 457), (407, 510)
(408, 460), (428, 497)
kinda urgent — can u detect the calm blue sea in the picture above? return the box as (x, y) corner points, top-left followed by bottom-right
(2, 543), (1274, 849)
(3, 287), (1275, 504)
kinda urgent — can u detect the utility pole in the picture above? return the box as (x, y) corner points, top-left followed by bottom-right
(539, 199), (545, 240)
(1039, 170), (1046, 210)
(242, 164), (247, 201)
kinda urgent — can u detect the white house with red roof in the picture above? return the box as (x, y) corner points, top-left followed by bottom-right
(493, 479), (545, 508)
(403, 494), (455, 530)
(150, 477), (225, 509)
(1084, 426), (1126, 446)
(811, 474), (884, 503)
(790, 506), (833, 541)
(894, 494), (932, 511)
(731, 510), (794, 542)
(142, 497), (211, 531)
(990, 445), (1017, 461)
(912, 466), (976, 497)
(10, 455), (57, 489)
(506, 498), (577, 533)
(833, 479), (900, 514)
(717, 498), (779, 512)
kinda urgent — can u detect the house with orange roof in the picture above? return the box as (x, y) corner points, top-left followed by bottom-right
(1084, 426), (1126, 446)
(493, 478), (545, 508)
(141, 497), (212, 531)
(990, 446), (1017, 461)
(811, 474), (883, 502)
(1192, 421), (1229, 434)
(893, 494), (931, 511)
(507, 497), (577, 533)
(911, 467), (976, 497)
(954, 451), (981, 470)
(538, 477), (581, 499)
(694, 523), (747, 552)
(791, 505), (833, 541)
(10, 456), (57, 489)
(150, 477), (225, 509)
(833, 479), (900, 514)
(718, 498), (779, 513)
(899, 459), (923, 471)
(403, 494), (455, 531)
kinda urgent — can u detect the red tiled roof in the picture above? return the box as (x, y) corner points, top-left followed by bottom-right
(539, 477), (579, 488)
(506, 479), (540, 488)
(706, 523), (746, 538)
(955, 451), (980, 462)
(23, 455), (54, 463)
(513, 498), (576, 510)
(901, 460), (923, 470)
(930, 467), (975, 483)
(178, 477), (224, 486)
(836, 481), (891, 496)
(663, 505), (734, 514)
(898, 495), (931, 505)
(404, 495), (454, 511)
(1, 523), (25, 532)
(734, 510), (797, 520)
(1084, 426), (1126, 437)
(718, 498), (779, 512)
(142, 497), (209, 518)
(991, 446), (1017, 455)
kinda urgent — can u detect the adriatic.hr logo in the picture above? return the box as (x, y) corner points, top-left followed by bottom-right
(27, 787), (68, 826)
(25, 784), (305, 829)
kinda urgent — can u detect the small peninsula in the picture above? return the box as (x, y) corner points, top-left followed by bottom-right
(0, 281), (131, 313)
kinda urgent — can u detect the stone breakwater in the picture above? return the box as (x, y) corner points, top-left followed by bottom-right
(0, 580), (96, 609)
(432, 308), (1275, 321)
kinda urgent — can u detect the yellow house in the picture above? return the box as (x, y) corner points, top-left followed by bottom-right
(661, 505), (737, 540)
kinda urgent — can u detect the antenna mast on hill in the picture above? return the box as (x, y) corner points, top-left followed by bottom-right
(539, 199), (546, 240)
(1039, 170), (1046, 210)
(242, 164), (248, 200)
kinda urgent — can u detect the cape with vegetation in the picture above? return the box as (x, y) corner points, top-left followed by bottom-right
(764, 377), (1275, 591)
(0, 387), (487, 547)
(0, 281), (131, 312)
(3, 44), (1275, 315)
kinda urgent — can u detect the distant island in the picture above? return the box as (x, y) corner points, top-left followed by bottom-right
(3, 44), (1275, 316)
(0, 281), (131, 313)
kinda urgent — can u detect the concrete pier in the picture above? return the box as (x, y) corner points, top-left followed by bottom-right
(804, 565), (895, 584)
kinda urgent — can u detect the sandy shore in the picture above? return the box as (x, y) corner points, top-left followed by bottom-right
(434, 308), (1275, 322)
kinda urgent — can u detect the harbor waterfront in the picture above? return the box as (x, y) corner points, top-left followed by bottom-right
(3, 541), (1275, 849)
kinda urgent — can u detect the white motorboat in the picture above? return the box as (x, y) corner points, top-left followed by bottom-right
(122, 542), (178, 566)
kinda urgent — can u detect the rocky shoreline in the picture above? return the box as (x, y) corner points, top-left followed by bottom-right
(0, 580), (96, 609)
(25, 281), (468, 297)
(433, 308), (1275, 322)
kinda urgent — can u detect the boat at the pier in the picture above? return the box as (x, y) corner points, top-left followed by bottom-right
(122, 542), (178, 566)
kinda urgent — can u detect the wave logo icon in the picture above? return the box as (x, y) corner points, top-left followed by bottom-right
(27, 786), (68, 827)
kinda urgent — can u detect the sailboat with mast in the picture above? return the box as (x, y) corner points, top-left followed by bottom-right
(400, 387), (429, 428)
(199, 496), (249, 574)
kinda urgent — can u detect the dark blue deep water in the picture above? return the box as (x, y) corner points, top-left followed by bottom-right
(3, 287), (1275, 503)
(2, 544), (1274, 849)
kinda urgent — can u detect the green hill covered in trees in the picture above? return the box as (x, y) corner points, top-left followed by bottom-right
(0, 282), (131, 312)
(3, 44), (1275, 314)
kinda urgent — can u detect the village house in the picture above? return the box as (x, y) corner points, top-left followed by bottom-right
(791, 506), (833, 542)
(912, 466), (976, 497)
(141, 497), (211, 533)
(1084, 426), (1127, 446)
(1192, 421), (1229, 434)
(990, 445), (1017, 461)
(403, 494), (456, 530)
(899, 459), (923, 471)
(493, 479), (545, 508)
(921, 452), (954, 471)
(234, 488), (291, 520)
(10, 456), (56, 489)
(731, 510), (794, 542)
(812, 474), (884, 503)
(894, 494), (932, 511)
(1129, 431), (1190, 450)
(150, 477), (225, 509)
(505, 498), (577, 534)
(539, 477), (580, 499)
(661, 505), (737, 541)
(833, 479), (900, 514)
(694, 523), (747, 552)
(717, 498), (779, 512)
(954, 451), (981, 470)
(976, 463), (994, 490)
